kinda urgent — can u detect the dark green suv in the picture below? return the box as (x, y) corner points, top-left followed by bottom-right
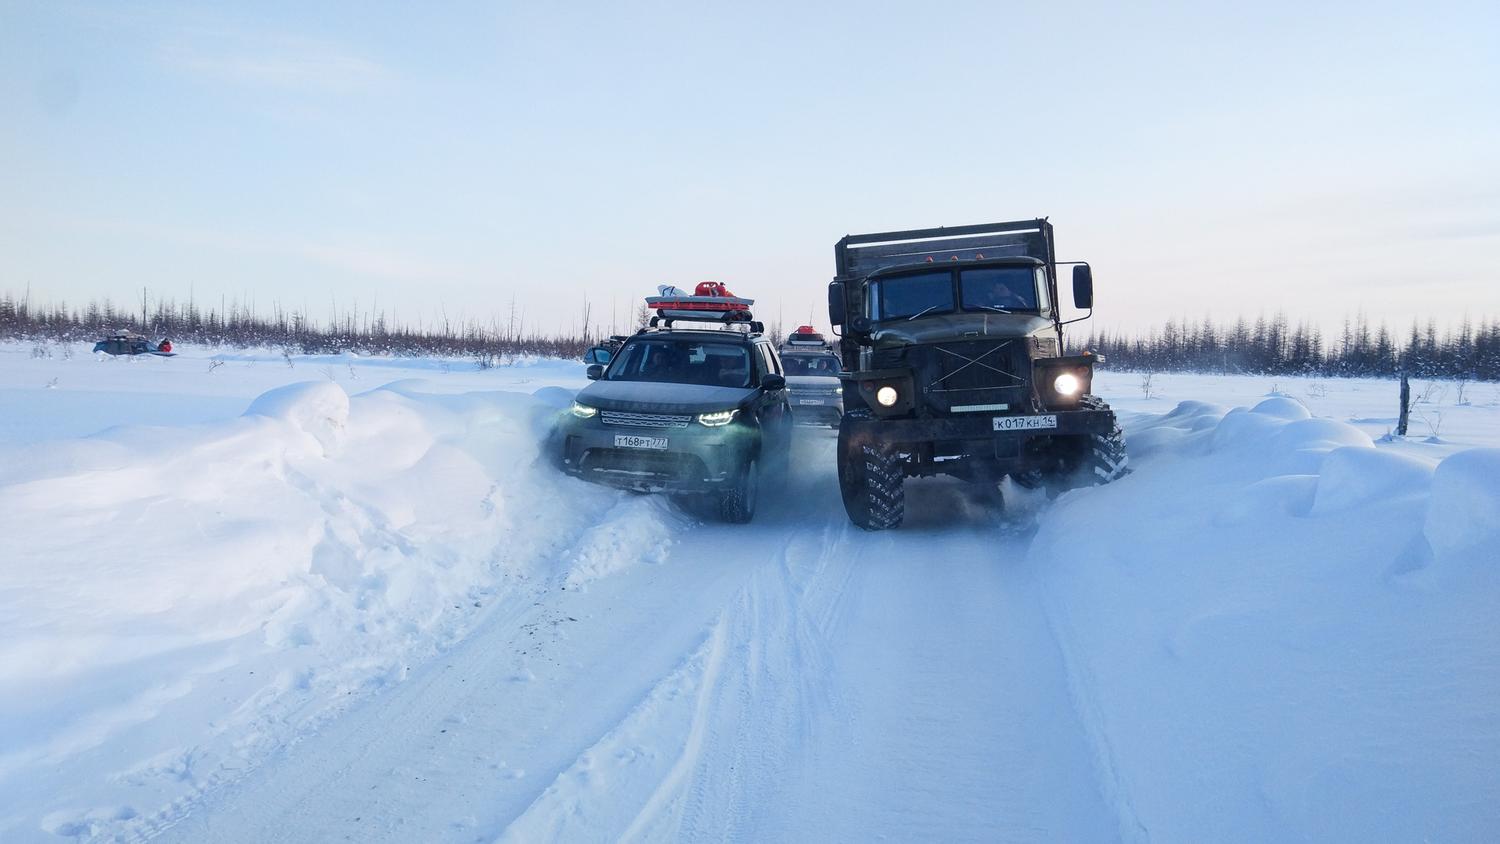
(558, 326), (792, 523)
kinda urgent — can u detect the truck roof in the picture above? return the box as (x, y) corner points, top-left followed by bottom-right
(835, 219), (1054, 279)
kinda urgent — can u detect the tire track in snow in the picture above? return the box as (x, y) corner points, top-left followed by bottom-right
(146, 489), (715, 844)
(493, 612), (732, 843)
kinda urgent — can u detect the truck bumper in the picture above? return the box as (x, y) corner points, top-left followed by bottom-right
(842, 408), (1116, 473)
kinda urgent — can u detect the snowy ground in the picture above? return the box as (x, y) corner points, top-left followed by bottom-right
(1, 342), (1497, 842)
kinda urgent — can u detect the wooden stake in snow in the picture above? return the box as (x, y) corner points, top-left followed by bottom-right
(1397, 373), (1411, 436)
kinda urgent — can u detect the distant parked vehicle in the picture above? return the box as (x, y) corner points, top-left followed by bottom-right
(779, 326), (844, 427)
(93, 330), (177, 357)
(582, 336), (625, 366)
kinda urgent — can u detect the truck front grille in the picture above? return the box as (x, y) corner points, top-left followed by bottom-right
(928, 340), (1028, 393)
(599, 410), (692, 429)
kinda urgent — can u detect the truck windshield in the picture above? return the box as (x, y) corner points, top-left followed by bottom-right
(782, 354), (841, 376)
(606, 339), (752, 388)
(959, 267), (1041, 312)
(868, 270), (954, 321)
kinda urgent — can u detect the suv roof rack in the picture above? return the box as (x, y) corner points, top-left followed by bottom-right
(645, 315), (764, 335)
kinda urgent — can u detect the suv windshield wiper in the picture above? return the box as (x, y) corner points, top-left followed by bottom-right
(906, 304), (943, 321)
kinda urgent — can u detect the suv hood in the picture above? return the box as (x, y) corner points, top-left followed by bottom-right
(575, 379), (757, 414)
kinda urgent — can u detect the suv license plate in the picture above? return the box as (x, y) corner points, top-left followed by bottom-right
(993, 415), (1058, 432)
(615, 434), (668, 450)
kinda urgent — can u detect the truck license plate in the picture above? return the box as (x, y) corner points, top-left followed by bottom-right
(993, 415), (1058, 432)
(798, 399), (823, 405)
(615, 434), (668, 449)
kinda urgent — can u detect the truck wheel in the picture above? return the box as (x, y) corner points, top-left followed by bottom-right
(719, 458), (759, 523)
(1078, 395), (1129, 484)
(838, 416), (904, 530)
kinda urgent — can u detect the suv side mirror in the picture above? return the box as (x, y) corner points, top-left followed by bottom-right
(585, 364), (604, 380)
(583, 346), (612, 365)
(827, 282), (846, 327)
(760, 373), (786, 391)
(1072, 265), (1095, 310)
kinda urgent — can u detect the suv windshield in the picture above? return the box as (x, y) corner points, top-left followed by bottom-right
(606, 339), (752, 388)
(960, 267), (1040, 312)
(782, 354), (841, 376)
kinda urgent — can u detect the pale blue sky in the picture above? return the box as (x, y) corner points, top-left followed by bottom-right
(2, 0), (1497, 337)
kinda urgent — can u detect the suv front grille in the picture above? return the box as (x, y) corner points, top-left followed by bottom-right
(600, 410), (692, 429)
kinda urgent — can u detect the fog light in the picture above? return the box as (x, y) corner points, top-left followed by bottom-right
(1053, 373), (1082, 396)
(876, 386), (898, 406)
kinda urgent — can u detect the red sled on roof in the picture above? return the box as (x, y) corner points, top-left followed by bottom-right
(784, 325), (829, 347)
(646, 281), (755, 321)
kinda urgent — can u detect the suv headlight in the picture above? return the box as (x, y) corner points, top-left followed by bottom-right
(696, 408), (739, 427)
(570, 401), (598, 418)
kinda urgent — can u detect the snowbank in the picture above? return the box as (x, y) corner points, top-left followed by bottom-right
(1425, 448), (1500, 563)
(0, 376), (671, 840)
(1033, 399), (1500, 842)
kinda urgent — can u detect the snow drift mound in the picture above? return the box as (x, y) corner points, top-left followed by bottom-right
(244, 380), (350, 454)
(1424, 447), (1500, 563)
(1031, 399), (1500, 842)
(0, 377), (671, 842)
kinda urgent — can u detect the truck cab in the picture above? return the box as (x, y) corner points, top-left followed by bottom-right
(827, 219), (1127, 529)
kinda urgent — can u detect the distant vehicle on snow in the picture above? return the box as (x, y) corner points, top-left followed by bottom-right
(779, 326), (844, 427)
(93, 331), (177, 357)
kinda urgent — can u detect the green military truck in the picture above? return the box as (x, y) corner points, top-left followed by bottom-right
(827, 219), (1126, 529)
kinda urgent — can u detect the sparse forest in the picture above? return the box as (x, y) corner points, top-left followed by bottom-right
(4, 292), (1497, 382)
(1080, 313), (1500, 382)
(0, 290), (594, 360)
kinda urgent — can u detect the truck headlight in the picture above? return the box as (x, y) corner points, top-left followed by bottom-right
(696, 408), (739, 427)
(1053, 373), (1082, 397)
(876, 386), (898, 406)
(570, 401), (598, 418)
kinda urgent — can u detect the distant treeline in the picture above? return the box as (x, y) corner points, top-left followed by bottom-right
(6, 292), (1497, 381)
(1079, 313), (1500, 381)
(0, 292), (592, 360)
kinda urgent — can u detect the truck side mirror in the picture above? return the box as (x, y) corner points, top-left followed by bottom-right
(827, 282), (846, 327)
(1072, 265), (1094, 310)
(586, 364), (604, 380)
(851, 316), (872, 335)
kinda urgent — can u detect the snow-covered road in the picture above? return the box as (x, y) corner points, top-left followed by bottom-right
(4, 345), (1498, 842)
(154, 434), (1116, 842)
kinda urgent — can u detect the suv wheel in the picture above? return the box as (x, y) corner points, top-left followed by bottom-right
(719, 457), (759, 523)
(838, 413), (904, 530)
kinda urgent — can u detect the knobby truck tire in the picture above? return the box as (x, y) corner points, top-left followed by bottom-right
(838, 410), (905, 530)
(1078, 395), (1129, 484)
